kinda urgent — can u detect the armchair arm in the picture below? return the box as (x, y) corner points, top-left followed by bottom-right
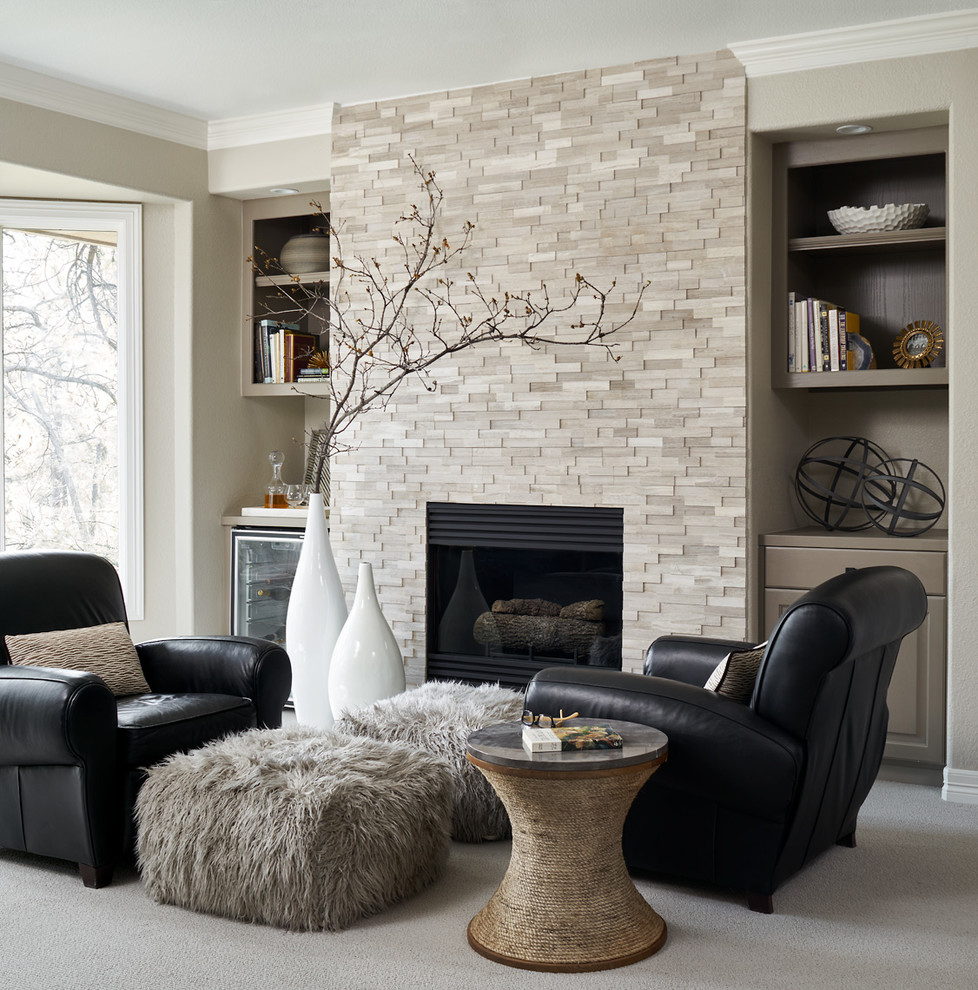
(643, 635), (757, 682)
(527, 666), (803, 819)
(135, 636), (291, 728)
(0, 665), (117, 766)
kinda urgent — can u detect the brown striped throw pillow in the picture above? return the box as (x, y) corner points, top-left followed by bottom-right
(5, 621), (150, 697)
(704, 641), (768, 704)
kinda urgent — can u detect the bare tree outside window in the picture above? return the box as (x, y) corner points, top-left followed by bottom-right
(1, 227), (120, 564)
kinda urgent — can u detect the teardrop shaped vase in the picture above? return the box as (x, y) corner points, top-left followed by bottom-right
(285, 493), (348, 728)
(328, 561), (405, 718)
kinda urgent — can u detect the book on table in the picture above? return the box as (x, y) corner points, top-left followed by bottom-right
(522, 724), (624, 753)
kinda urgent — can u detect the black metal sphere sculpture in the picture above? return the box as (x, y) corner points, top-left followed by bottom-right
(794, 436), (894, 531)
(862, 458), (946, 537)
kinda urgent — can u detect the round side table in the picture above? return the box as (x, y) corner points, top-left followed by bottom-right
(465, 718), (668, 972)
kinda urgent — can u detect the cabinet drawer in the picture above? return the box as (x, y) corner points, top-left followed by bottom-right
(764, 546), (946, 596)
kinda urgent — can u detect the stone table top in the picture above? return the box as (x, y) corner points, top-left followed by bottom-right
(466, 718), (668, 773)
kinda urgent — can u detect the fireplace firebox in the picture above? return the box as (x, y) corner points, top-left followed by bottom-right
(426, 502), (624, 690)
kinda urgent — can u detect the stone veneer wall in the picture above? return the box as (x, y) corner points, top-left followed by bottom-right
(328, 49), (747, 685)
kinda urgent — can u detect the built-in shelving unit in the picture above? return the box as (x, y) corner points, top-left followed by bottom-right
(241, 191), (331, 398)
(760, 124), (950, 777)
(772, 126), (947, 391)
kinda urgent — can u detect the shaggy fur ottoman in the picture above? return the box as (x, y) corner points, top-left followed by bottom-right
(135, 726), (452, 931)
(334, 680), (524, 842)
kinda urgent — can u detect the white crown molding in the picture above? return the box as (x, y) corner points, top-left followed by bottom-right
(730, 9), (978, 77)
(943, 767), (978, 805)
(0, 60), (207, 148)
(207, 104), (336, 151)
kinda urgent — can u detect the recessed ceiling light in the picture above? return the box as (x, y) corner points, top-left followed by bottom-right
(269, 187), (300, 195)
(836, 124), (873, 136)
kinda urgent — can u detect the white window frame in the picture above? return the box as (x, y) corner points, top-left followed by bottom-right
(0, 201), (144, 618)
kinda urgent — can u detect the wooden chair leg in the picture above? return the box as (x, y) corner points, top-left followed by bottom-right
(836, 830), (857, 848)
(79, 863), (113, 888)
(747, 892), (774, 914)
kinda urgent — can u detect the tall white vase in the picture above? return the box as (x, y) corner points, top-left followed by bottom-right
(285, 492), (348, 728)
(328, 561), (406, 719)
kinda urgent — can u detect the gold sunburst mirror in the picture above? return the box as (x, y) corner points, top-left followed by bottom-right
(893, 320), (944, 369)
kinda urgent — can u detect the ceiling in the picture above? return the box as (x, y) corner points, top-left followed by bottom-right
(0, 0), (968, 123)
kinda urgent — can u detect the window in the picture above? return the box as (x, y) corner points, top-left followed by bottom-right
(0, 202), (143, 616)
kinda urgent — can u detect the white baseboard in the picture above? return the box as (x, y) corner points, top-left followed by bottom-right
(942, 767), (978, 805)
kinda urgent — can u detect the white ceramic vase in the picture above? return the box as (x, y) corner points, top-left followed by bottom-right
(285, 492), (348, 728)
(279, 232), (330, 274)
(328, 561), (406, 719)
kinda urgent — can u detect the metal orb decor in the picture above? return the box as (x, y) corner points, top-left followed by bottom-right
(794, 436), (895, 531)
(861, 458), (946, 537)
(795, 437), (946, 536)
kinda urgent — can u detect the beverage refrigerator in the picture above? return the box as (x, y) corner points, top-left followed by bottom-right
(230, 527), (304, 646)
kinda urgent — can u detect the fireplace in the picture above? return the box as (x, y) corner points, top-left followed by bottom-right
(426, 502), (624, 690)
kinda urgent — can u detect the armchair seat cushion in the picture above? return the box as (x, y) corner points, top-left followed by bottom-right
(526, 666), (803, 820)
(116, 693), (256, 768)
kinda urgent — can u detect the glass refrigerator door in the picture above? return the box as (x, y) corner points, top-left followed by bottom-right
(231, 528), (304, 645)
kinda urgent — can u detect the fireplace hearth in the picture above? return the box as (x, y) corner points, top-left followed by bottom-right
(426, 502), (624, 690)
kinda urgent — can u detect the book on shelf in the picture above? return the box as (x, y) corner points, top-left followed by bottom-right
(284, 331), (319, 382)
(827, 307), (845, 371)
(787, 291), (796, 372)
(787, 295), (859, 373)
(522, 724), (624, 753)
(842, 310), (860, 369)
(255, 320), (299, 384)
(790, 296), (811, 374)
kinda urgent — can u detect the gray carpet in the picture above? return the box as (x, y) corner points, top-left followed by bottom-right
(2, 780), (977, 989)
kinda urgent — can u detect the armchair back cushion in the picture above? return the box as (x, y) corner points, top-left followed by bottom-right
(0, 551), (128, 659)
(752, 567), (927, 738)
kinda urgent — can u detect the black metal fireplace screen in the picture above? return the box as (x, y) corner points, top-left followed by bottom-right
(426, 502), (624, 690)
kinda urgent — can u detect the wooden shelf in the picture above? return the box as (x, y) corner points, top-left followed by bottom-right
(240, 380), (330, 398)
(773, 366), (948, 390)
(255, 271), (330, 288)
(788, 226), (945, 254)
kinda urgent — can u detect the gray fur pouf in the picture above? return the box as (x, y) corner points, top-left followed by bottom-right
(135, 726), (452, 931)
(334, 680), (524, 842)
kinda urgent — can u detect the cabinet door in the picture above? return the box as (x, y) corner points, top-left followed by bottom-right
(763, 588), (945, 767)
(231, 529), (304, 644)
(882, 595), (946, 766)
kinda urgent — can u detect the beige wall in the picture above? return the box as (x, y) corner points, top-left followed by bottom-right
(746, 50), (978, 778)
(0, 96), (300, 638)
(329, 51), (748, 685)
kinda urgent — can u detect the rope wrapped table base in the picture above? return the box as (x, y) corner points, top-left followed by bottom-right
(466, 721), (668, 972)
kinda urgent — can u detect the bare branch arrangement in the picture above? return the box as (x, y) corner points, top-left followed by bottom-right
(250, 157), (648, 461)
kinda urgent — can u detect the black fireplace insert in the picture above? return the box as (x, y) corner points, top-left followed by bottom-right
(426, 502), (624, 690)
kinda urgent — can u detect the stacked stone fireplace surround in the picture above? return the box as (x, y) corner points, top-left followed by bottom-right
(328, 48), (747, 687)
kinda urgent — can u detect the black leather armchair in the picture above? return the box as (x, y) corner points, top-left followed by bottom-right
(525, 565), (928, 912)
(0, 550), (291, 888)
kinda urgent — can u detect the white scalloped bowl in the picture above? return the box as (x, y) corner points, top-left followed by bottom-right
(827, 203), (929, 234)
